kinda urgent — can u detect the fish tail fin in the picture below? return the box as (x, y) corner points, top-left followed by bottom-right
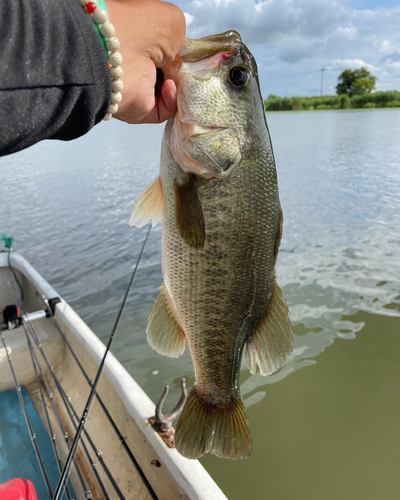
(175, 387), (252, 460)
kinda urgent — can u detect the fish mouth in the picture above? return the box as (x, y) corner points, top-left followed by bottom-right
(179, 31), (242, 63)
(163, 31), (242, 82)
(164, 31), (256, 86)
(179, 32), (258, 84)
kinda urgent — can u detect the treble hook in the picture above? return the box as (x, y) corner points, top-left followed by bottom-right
(149, 378), (187, 447)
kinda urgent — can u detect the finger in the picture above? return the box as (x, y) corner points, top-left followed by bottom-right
(150, 2), (186, 66)
(160, 79), (178, 117)
(114, 60), (157, 123)
(140, 79), (177, 124)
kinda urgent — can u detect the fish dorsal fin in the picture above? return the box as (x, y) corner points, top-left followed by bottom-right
(147, 285), (186, 358)
(129, 177), (163, 228)
(245, 278), (293, 376)
(174, 175), (205, 249)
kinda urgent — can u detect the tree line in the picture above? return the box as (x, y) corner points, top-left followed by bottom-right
(264, 67), (400, 111)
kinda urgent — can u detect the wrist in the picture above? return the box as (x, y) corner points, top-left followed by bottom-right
(78, 0), (124, 120)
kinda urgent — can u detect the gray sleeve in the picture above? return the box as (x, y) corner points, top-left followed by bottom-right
(0, 0), (111, 156)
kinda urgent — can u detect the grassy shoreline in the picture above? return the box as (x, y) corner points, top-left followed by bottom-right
(264, 90), (400, 111)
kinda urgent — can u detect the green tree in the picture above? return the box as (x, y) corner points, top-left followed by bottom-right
(336, 68), (377, 97)
(353, 78), (375, 95)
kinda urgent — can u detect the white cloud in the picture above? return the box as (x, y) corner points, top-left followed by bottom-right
(175, 0), (400, 95)
(184, 12), (194, 26)
(330, 59), (377, 72)
(183, 0), (350, 43)
(385, 62), (400, 73)
(378, 39), (397, 54)
(332, 26), (358, 40)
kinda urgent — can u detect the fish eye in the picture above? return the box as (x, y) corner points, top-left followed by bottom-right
(229, 67), (248, 88)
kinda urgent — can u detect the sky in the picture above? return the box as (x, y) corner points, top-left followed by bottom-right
(172, 0), (400, 96)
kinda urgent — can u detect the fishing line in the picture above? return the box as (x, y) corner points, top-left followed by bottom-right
(52, 225), (152, 500)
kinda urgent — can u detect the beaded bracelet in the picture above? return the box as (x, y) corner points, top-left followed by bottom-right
(77, 0), (123, 120)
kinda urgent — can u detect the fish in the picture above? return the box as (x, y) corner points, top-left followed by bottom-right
(129, 31), (293, 460)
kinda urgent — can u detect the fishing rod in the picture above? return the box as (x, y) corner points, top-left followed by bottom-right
(52, 225), (152, 500)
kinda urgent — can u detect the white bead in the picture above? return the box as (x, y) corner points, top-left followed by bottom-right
(111, 91), (122, 104)
(111, 79), (123, 92)
(103, 113), (112, 121)
(92, 8), (108, 24)
(109, 51), (123, 66)
(100, 22), (115, 38)
(108, 103), (118, 114)
(110, 66), (123, 79)
(106, 37), (120, 52)
(77, 0), (89, 6)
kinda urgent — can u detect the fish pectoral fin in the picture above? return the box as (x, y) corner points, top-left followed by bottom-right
(129, 177), (163, 228)
(174, 175), (205, 249)
(245, 278), (293, 376)
(147, 285), (186, 358)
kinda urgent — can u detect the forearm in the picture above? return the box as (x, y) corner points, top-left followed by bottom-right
(0, 0), (110, 156)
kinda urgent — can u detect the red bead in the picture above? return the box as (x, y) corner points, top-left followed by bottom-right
(86, 2), (97, 13)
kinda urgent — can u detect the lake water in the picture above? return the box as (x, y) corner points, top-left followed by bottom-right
(1, 109), (400, 500)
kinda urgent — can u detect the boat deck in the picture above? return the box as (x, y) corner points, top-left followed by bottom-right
(0, 387), (68, 498)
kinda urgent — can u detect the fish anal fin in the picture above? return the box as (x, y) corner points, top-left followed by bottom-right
(174, 175), (205, 249)
(246, 279), (293, 376)
(175, 387), (252, 460)
(147, 285), (186, 358)
(129, 177), (163, 228)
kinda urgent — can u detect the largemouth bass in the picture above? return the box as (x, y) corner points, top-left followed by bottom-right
(130, 31), (293, 460)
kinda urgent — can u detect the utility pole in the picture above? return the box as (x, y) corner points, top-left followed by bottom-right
(319, 67), (326, 96)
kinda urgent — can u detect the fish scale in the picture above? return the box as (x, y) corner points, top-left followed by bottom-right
(162, 139), (279, 405)
(130, 31), (293, 459)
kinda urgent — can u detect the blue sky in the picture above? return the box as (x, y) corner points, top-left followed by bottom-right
(352, 0), (399, 8)
(172, 0), (400, 96)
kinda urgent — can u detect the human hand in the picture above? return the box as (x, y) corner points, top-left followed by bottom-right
(105, 0), (186, 124)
